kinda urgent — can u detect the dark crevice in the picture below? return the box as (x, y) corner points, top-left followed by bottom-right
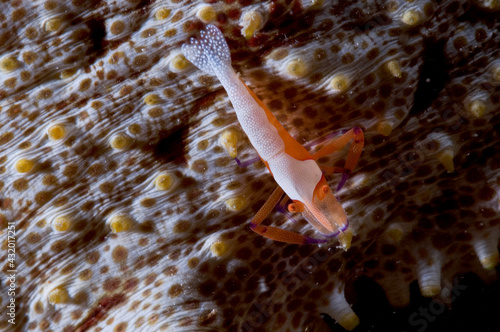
(76, 294), (126, 332)
(324, 272), (500, 331)
(85, 18), (107, 65)
(408, 38), (448, 118)
(456, 2), (499, 23)
(150, 126), (190, 166)
(407, 0), (498, 120)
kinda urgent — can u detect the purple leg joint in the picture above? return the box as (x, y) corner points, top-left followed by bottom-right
(234, 156), (261, 168)
(336, 171), (351, 191)
(322, 231), (340, 238)
(341, 218), (350, 232)
(320, 218), (350, 239)
(305, 236), (328, 244)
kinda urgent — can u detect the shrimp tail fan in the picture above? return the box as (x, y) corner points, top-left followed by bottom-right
(181, 24), (231, 75)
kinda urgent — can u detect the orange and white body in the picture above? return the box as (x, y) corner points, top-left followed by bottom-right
(182, 25), (363, 247)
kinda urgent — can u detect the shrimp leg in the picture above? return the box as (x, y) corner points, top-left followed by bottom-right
(313, 127), (364, 191)
(249, 186), (326, 244)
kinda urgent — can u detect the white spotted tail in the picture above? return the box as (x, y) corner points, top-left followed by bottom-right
(181, 24), (231, 75)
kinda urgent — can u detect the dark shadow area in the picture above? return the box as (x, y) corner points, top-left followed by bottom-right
(85, 18), (107, 65)
(149, 125), (190, 166)
(324, 270), (500, 332)
(408, 38), (448, 118)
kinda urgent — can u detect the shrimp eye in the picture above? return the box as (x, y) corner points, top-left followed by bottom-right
(288, 201), (305, 213)
(317, 185), (330, 200)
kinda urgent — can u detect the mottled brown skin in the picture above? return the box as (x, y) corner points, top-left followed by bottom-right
(0, 0), (499, 331)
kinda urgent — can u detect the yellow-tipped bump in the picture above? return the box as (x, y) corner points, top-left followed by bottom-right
(0, 57), (19, 72)
(196, 5), (216, 23)
(53, 215), (72, 232)
(310, 0), (324, 8)
(492, 65), (500, 82)
(328, 287), (360, 331)
(439, 149), (455, 173)
(144, 94), (161, 105)
(286, 58), (308, 78)
(48, 287), (69, 304)
(330, 75), (349, 92)
(479, 253), (500, 270)
(45, 18), (62, 32)
(170, 54), (190, 72)
(219, 129), (239, 158)
(338, 312), (360, 331)
(420, 285), (441, 297)
(473, 238), (500, 270)
(210, 241), (228, 257)
(110, 133), (132, 150)
(417, 260), (441, 297)
(241, 11), (263, 39)
(48, 124), (66, 141)
(384, 225), (404, 243)
(155, 8), (171, 20)
(225, 196), (247, 212)
(109, 214), (133, 233)
(467, 99), (486, 118)
(376, 121), (393, 136)
(338, 228), (352, 251)
(155, 173), (174, 191)
(385, 60), (402, 78)
(479, 0), (499, 9)
(15, 159), (34, 173)
(401, 10), (420, 26)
